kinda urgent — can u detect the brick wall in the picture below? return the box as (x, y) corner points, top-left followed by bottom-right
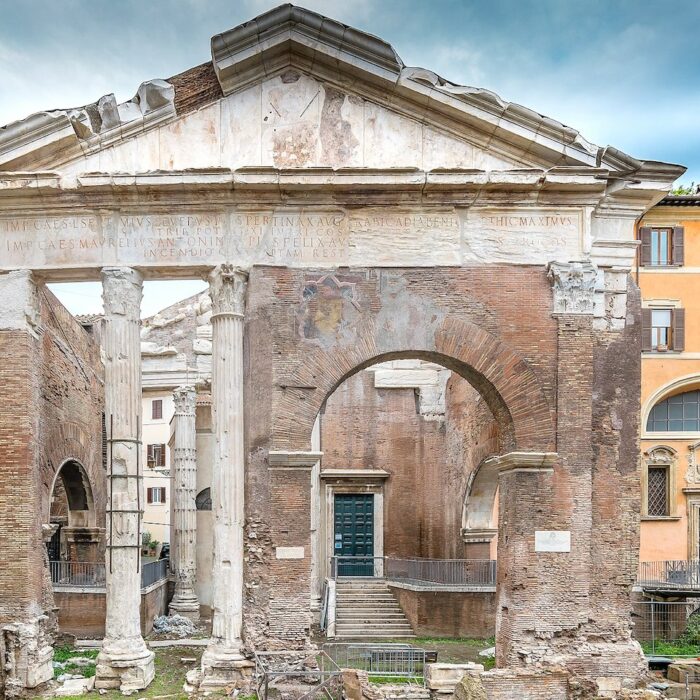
(389, 586), (496, 638)
(244, 265), (557, 648)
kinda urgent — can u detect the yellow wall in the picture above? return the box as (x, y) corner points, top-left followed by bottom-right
(639, 208), (700, 562)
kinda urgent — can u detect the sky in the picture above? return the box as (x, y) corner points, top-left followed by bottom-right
(2, 0), (699, 315)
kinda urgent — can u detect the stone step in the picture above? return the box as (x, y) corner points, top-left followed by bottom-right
(336, 622), (415, 630)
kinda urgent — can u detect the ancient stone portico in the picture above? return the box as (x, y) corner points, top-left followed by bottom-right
(0, 4), (686, 698)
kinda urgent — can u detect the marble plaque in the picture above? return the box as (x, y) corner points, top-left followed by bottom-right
(275, 546), (305, 559)
(534, 530), (571, 553)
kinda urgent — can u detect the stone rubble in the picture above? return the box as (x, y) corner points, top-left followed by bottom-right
(151, 614), (198, 639)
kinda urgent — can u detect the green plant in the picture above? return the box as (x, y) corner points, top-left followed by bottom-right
(641, 640), (700, 657)
(670, 181), (697, 195)
(142, 531), (152, 546)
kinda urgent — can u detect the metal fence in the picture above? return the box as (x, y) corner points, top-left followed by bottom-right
(632, 600), (700, 655)
(254, 650), (342, 700)
(50, 559), (168, 590)
(638, 560), (700, 591)
(385, 558), (496, 587)
(331, 556), (384, 578)
(323, 643), (429, 685)
(50, 561), (106, 587)
(141, 558), (169, 589)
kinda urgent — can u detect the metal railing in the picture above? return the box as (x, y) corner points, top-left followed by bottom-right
(638, 560), (700, 591)
(323, 643), (428, 685)
(141, 558), (169, 589)
(385, 557), (496, 587)
(331, 556), (384, 578)
(50, 559), (169, 590)
(50, 561), (106, 587)
(632, 600), (700, 655)
(254, 650), (342, 700)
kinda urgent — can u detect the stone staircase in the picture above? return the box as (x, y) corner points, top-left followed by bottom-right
(335, 578), (415, 638)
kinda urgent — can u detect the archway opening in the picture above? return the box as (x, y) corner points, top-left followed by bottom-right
(48, 459), (99, 564)
(313, 356), (503, 641)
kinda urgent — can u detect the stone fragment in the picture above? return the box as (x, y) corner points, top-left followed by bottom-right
(136, 79), (175, 115)
(55, 676), (95, 696)
(97, 94), (120, 130)
(152, 614), (198, 638)
(454, 674), (487, 700)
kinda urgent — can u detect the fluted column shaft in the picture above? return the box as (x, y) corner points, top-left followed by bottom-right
(96, 267), (154, 692)
(200, 265), (252, 687)
(169, 386), (200, 619)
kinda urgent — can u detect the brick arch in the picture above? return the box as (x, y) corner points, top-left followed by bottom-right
(41, 420), (105, 525)
(272, 315), (555, 453)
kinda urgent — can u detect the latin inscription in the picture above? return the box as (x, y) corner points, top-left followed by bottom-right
(462, 208), (582, 264)
(0, 206), (583, 272)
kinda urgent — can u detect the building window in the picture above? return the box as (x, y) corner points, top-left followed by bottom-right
(643, 446), (677, 518)
(147, 486), (166, 504)
(152, 399), (163, 420)
(647, 390), (700, 432)
(642, 307), (685, 352)
(647, 467), (669, 517)
(640, 226), (684, 266)
(651, 309), (672, 350)
(147, 443), (166, 468)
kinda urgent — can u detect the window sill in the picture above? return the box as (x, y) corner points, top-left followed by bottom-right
(641, 515), (682, 521)
(641, 265), (682, 269)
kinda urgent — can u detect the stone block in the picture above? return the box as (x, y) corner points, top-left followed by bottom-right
(668, 662), (700, 684)
(425, 662), (484, 693)
(56, 676), (95, 696)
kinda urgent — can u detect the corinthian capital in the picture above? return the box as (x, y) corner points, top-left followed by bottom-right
(173, 385), (196, 416)
(101, 267), (143, 318)
(208, 264), (247, 317)
(547, 260), (597, 315)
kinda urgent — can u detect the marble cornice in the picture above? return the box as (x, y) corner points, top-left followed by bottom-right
(0, 167), (656, 210)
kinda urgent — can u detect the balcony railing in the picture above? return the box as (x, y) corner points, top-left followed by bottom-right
(638, 560), (700, 591)
(50, 559), (169, 590)
(330, 556), (497, 587)
(385, 557), (496, 588)
(50, 560), (106, 587)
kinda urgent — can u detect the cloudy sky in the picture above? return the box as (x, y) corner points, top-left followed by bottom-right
(1, 0), (698, 315)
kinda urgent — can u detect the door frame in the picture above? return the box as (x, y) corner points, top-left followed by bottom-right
(321, 473), (387, 580)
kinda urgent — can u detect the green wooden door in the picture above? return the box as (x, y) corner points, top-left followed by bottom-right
(334, 493), (374, 576)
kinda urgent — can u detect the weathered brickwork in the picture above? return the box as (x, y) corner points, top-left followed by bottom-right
(0, 285), (104, 695)
(390, 586), (497, 638)
(244, 263), (643, 693)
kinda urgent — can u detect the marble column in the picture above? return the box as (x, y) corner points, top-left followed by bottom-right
(169, 385), (200, 620)
(200, 265), (253, 688)
(95, 267), (154, 692)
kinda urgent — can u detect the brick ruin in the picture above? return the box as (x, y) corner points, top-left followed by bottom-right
(0, 4), (687, 698)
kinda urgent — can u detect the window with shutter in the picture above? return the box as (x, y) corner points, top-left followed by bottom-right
(641, 308), (652, 352)
(147, 487), (154, 504)
(152, 399), (163, 420)
(640, 226), (684, 266)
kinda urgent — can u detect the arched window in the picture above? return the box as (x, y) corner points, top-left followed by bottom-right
(647, 390), (700, 432)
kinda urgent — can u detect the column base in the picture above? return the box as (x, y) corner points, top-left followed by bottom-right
(95, 638), (155, 693)
(195, 643), (255, 691)
(1, 617), (54, 698)
(169, 597), (200, 621)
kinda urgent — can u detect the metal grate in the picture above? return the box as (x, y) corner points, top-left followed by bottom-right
(648, 467), (669, 516)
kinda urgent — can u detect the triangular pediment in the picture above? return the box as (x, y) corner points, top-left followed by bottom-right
(0, 3), (684, 183)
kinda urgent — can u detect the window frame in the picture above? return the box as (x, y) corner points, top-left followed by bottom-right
(147, 486), (167, 505)
(640, 225), (684, 268)
(146, 443), (166, 469)
(151, 399), (163, 420)
(642, 446), (679, 520)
